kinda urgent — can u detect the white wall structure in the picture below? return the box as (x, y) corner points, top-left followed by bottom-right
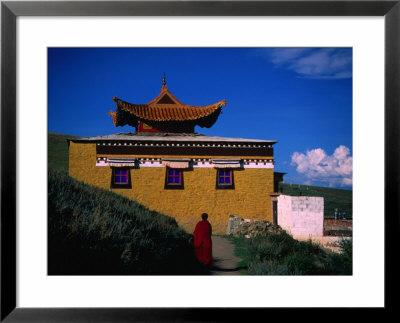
(277, 195), (324, 238)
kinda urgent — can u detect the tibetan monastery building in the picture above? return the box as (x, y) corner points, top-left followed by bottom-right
(68, 76), (279, 234)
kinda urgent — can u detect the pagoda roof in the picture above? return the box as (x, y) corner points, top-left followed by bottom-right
(108, 83), (227, 128)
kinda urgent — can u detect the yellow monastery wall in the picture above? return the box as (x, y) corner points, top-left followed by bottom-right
(69, 141), (274, 234)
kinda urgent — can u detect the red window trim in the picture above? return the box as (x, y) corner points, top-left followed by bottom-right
(218, 169), (233, 185)
(166, 168), (182, 185)
(113, 168), (129, 185)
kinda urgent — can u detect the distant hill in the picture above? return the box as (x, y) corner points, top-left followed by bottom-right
(279, 183), (352, 219)
(48, 132), (81, 171)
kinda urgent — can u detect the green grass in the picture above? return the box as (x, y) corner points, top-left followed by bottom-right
(48, 168), (207, 275)
(48, 132), (81, 171)
(279, 183), (352, 219)
(227, 233), (352, 275)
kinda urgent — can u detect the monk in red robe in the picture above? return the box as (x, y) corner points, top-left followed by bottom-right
(193, 213), (213, 265)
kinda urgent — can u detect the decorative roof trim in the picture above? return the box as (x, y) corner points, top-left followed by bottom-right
(212, 159), (241, 169)
(95, 141), (274, 148)
(96, 157), (274, 168)
(161, 158), (191, 162)
(107, 157), (137, 167)
(146, 86), (185, 106)
(161, 161), (190, 169)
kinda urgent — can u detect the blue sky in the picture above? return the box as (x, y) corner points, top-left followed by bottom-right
(48, 48), (352, 189)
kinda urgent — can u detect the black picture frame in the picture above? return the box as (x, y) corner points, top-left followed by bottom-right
(1, 0), (399, 321)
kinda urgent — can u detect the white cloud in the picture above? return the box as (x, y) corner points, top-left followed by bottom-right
(291, 145), (353, 187)
(267, 48), (352, 80)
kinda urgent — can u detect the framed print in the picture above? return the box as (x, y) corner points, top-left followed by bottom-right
(1, 0), (399, 321)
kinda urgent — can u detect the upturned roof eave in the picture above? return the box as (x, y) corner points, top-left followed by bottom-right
(112, 97), (227, 123)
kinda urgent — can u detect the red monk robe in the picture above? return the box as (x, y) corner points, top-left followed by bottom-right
(193, 217), (213, 265)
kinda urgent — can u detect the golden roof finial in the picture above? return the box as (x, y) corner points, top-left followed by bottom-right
(162, 72), (167, 88)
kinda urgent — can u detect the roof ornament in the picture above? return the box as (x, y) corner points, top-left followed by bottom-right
(162, 72), (167, 89)
(110, 77), (227, 132)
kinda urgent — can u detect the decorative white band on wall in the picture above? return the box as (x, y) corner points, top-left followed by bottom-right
(96, 158), (274, 169)
(107, 158), (137, 167)
(108, 163), (136, 167)
(161, 161), (190, 169)
(244, 162), (274, 169)
(212, 159), (241, 169)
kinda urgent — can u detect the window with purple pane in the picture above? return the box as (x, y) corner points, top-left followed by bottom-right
(219, 169), (232, 185)
(114, 169), (129, 184)
(167, 169), (182, 185)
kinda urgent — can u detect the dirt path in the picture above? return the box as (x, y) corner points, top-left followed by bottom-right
(208, 236), (244, 275)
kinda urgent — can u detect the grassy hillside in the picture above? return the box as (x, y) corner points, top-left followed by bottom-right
(48, 132), (81, 171)
(228, 233), (352, 275)
(48, 168), (205, 275)
(279, 183), (352, 219)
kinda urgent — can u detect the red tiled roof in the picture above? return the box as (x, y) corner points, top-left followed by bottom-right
(109, 85), (227, 127)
